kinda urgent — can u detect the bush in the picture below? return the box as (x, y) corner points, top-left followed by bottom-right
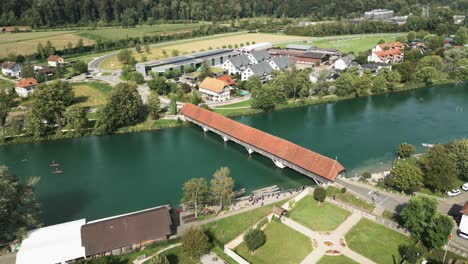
(147, 254), (170, 264)
(397, 143), (416, 158)
(398, 244), (427, 264)
(182, 227), (211, 259)
(341, 187), (347, 194)
(362, 172), (372, 179)
(313, 187), (326, 202)
(244, 228), (266, 253)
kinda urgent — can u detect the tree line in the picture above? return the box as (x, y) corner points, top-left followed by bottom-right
(0, 0), (466, 28)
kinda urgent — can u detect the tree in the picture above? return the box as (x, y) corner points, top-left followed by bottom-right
(95, 82), (143, 134)
(388, 161), (423, 194)
(244, 228), (266, 253)
(147, 91), (160, 120)
(372, 72), (388, 93)
(446, 139), (468, 181)
(394, 61), (416, 82)
(148, 77), (170, 95)
(210, 167), (234, 210)
(128, 72), (144, 84)
(401, 196), (438, 241)
(335, 71), (358, 96)
(147, 254), (169, 264)
(72, 60), (88, 75)
(245, 75), (262, 91)
(29, 81), (74, 131)
(423, 145), (457, 192)
(135, 44), (142, 53)
(181, 227), (210, 259)
(21, 60), (35, 78)
(424, 35), (444, 51)
(424, 214), (454, 250)
(181, 178), (208, 218)
(251, 84), (277, 111)
(0, 88), (15, 135)
(313, 187), (326, 203)
(190, 91), (203, 105)
(454, 27), (467, 45)
(418, 55), (443, 71)
(0, 166), (41, 243)
(169, 97), (177, 115)
(198, 60), (213, 80)
(399, 244), (426, 264)
(117, 50), (134, 65)
(397, 143), (416, 158)
(416, 66), (438, 86)
(64, 105), (88, 136)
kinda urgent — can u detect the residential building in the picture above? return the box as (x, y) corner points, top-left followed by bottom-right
(16, 219), (86, 264)
(1, 61), (21, 78)
(247, 50), (271, 64)
(241, 61), (273, 82)
(81, 205), (172, 258)
(217, 75), (237, 87)
(199, 77), (231, 102)
(47, 55), (65, 67)
(454, 15), (466, 25)
(459, 201), (468, 239)
(364, 9), (394, 20)
(221, 55), (251, 75)
(334, 55), (356, 70)
(269, 56), (293, 71)
(0, 26), (30, 33)
(390, 15), (408, 25)
(236, 42), (272, 53)
(368, 42), (404, 64)
(360, 63), (392, 74)
(15, 78), (38, 97)
(136, 49), (235, 76)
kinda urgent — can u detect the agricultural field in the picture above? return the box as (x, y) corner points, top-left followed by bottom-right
(71, 81), (112, 107)
(0, 31), (94, 59)
(99, 33), (308, 70)
(77, 23), (205, 41)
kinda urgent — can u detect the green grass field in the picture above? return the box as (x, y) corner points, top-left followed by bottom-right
(72, 81), (112, 107)
(317, 255), (358, 264)
(345, 218), (410, 264)
(203, 201), (284, 245)
(235, 222), (312, 264)
(326, 186), (375, 212)
(77, 23), (205, 41)
(288, 195), (351, 231)
(0, 79), (14, 90)
(310, 34), (405, 53)
(214, 99), (252, 109)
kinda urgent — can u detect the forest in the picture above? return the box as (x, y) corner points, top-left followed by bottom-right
(0, 0), (466, 27)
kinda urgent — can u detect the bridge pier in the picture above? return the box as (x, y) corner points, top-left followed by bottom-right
(246, 147), (254, 154)
(272, 159), (286, 169)
(202, 126), (208, 132)
(222, 135), (229, 142)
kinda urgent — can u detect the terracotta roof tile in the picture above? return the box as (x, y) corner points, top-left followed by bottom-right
(181, 104), (345, 182)
(16, 78), (37, 88)
(217, 75), (237, 86)
(376, 49), (402, 59)
(47, 55), (62, 62)
(461, 201), (468, 215)
(378, 42), (404, 49)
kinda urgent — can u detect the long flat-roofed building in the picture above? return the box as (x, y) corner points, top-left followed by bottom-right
(136, 49), (236, 76)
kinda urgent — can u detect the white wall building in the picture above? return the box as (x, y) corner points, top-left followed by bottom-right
(368, 42), (404, 64)
(236, 42), (272, 53)
(16, 219), (86, 264)
(334, 54), (356, 70)
(241, 61), (273, 82)
(199, 77), (231, 102)
(1, 61), (21, 78)
(221, 55), (251, 75)
(15, 78), (38, 97)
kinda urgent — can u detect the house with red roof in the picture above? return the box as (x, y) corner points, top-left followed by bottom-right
(47, 55), (65, 67)
(368, 42), (404, 64)
(199, 77), (231, 102)
(15, 78), (38, 97)
(216, 75), (237, 87)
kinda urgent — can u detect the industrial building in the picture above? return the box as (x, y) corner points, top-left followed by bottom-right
(364, 9), (394, 20)
(136, 49), (236, 76)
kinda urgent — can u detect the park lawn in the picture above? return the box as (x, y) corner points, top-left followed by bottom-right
(161, 246), (199, 264)
(203, 201), (284, 245)
(288, 195), (351, 231)
(99, 32), (306, 70)
(214, 99), (252, 109)
(0, 79), (14, 90)
(72, 81), (112, 107)
(235, 221), (312, 264)
(77, 23), (205, 41)
(310, 34), (405, 53)
(326, 186), (375, 212)
(317, 255), (358, 264)
(345, 218), (410, 264)
(0, 32), (94, 58)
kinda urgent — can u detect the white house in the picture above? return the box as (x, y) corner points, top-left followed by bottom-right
(241, 61), (273, 82)
(16, 219), (86, 264)
(1, 61), (21, 78)
(15, 78), (38, 97)
(368, 42), (404, 64)
(47, 55), (65, 67)
(247, 50), (271, 64)
(221, 55), (251, 75)
(236, 42), (272, 53)
(459, 202), (468, 239)
(199, 77), (231, 102)
(334, 54), (356, 70)
(269, 56), (293, 71)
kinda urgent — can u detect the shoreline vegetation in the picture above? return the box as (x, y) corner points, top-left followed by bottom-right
(1, 79), (461, 146)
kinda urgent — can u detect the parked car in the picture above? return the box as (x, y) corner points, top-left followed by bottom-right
(446, 189), (461, 197)
(462, 183), (468, 191)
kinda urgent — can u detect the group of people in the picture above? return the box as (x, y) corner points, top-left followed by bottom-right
(245, 186), (307, 207)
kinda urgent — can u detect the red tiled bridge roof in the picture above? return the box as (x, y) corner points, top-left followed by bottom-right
(181, 104), (345, 182)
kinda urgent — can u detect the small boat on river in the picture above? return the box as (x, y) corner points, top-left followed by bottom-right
(52, 168), (62, 174)
(233, 188), (246, 198)
(49, 161), (60, 167)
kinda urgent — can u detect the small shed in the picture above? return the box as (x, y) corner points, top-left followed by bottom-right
(272, 206), (287, 217)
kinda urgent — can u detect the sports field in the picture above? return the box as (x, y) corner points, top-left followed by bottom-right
(72, 81), (112, 107)
(99, 33), (307, 70)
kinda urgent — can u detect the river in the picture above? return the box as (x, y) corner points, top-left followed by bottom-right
(1, 83), (467, 225)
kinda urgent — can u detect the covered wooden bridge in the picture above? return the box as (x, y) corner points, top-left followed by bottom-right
(180, 103), (345, 184)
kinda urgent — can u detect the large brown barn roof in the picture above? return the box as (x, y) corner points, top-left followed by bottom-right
(81, 206), (172, 256)
(180, 104), (345, 181)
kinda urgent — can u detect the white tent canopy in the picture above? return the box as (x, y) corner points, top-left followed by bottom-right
(16, 219), (86, 264)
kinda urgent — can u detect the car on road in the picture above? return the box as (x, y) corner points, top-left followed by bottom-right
(462, 183), (468, 191)
(446, 189), (461, 197)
